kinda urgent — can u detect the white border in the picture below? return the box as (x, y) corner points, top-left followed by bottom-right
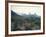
(8, 3), (43, 34)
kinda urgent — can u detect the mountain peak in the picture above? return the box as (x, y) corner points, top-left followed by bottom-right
(11, 10), (18, 16)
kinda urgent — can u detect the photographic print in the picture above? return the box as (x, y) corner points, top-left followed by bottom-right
(5, 1), (45, 36)
(11, 4), (41, 31)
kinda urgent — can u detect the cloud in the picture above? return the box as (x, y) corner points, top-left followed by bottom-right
(11, 4), (41, 16)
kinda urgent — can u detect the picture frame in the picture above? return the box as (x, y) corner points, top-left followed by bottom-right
(5, 0), (45, 37)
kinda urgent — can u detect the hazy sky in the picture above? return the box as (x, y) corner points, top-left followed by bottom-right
(11, 3), (42, 16)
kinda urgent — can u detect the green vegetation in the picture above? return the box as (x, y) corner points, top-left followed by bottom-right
(11, 10), (41, 31)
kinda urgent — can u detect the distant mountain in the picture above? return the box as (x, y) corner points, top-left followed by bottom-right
(11, 10), (40, 21)
(11, 10), (19, 16)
